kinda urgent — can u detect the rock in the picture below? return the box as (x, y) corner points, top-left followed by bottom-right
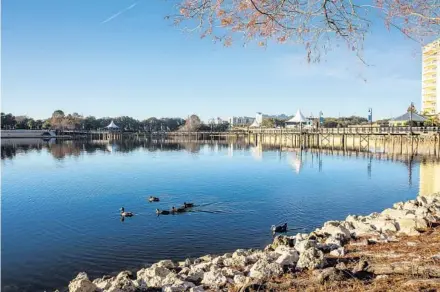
(68, 273), (97, 292)
(249, 258), (283, 280)
(233, 249), (249, 258)
(189, 286), (206, 292)
(138, 266), (171, 279)
(163, 281), (195, 292)
(375, 275), (389, 280)
(221, 267), (242, 277)
(275, 251), (299, 266)
(154, 260), (175, 269)
(178, 259), (193, 268)
(186, 268), (204, 282)
(246, 251), (265, 264)
(352, 259), (369, 274)
(161, 273), (184, 286)
(93, 276), (113, 290)
(382, 208), (415, 220)
(318, 221), (351, 241)
(345, 215), (376, 237)
(178, 267), (190, 276)
(312, 267), (346, 283)
(294, 239), (317, 253)
(107, 271), (138, 292)
(296, 247), (325, 270)
(233, 275), (248, 286)
(201, 270), (228, 288)
(395, 217), (428, 235)
(223, 255), (248, 267)
(329, 247), (345, 257)
(369, 219), (398, 233)
(211, 256), (224, 266)
(192, 262), (212, 272)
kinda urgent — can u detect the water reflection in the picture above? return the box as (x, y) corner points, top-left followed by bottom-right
(2, 138), (440, 194)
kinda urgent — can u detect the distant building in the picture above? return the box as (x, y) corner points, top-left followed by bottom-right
(228, 116), (255, 127)
(389, 112), (427, 127)
(422, 39), (440, 115)
(250, 112), (263, 128)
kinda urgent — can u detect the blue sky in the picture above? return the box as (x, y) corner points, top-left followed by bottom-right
(2, 0), (424, 121)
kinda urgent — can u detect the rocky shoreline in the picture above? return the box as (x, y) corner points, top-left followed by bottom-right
(68, 192), (440, 292)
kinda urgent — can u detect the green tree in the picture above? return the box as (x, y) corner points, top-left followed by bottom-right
(261, 118), (275, 128)
(27, 119), (36, 129)
(42, 120), (52, 129)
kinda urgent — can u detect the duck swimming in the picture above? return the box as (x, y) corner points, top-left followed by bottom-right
(156, 209), (170, 215)
(149, 196), (160, 202)
(271, 223), (287, 233)
(183, 202), (194, 208)
(120, 207), (134, 217)
(171, 206), (186, 213)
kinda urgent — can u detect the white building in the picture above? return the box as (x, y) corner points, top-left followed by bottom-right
(250, 112), (263, 128)
(422, 39), (440, 115)
(228, 116), (255, 127)
(285, 110), (309, 128)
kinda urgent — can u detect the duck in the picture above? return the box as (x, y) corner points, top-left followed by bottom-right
(156, 209), (170, 215)
(183, 202), (194, 208)
(149, 196), (160, 202)
(171, 206), (186, 213)
(120, 207), (134, 217)
(271, 223), (287, 233)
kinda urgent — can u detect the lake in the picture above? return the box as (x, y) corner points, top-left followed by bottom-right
(2, 139), (439, 292)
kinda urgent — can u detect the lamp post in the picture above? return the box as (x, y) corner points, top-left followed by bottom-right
(368, 108), (373, 134)
(409, 102), (414, 134)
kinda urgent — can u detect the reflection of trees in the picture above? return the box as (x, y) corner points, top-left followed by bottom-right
(1, 143), (43, 159)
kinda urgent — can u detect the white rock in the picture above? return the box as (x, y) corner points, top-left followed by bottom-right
(223, 255), (248, 267)
(212, 256), (224, 266)
(201, 270), (228, 288)
(162, 281), (195, 292)
(68, 273), (97, 292)
(221, 267), (242, 277)
(275, 252), (299, 266)
(329, 247), (345, 257)
(319, 221), (351, 241)
(369, 219), (398, 233)
(92, 277), (113, 290)
(139, 266), (171, 279)
(396, 217), (428, 235)
(186, 268), (204, 282)
(178, 259), (192, 268)
(294, 239), (317, 253)
(106, 271), (137, 292)
(249, 259), (283, 280)
(189, 286), (206, 292)
(233, 274), (248, 286)
(296, 247), (325, 270)
(192, 261), (212, 272)
(161, 273), (184, 286)
(154, 259), (176, 269)
(233, 249), (250, 258)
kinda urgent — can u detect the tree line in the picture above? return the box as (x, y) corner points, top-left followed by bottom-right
(1, 111), (230, 132)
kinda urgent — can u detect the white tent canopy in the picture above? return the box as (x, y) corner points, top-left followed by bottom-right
(287, 110), (308, 123)
(249, 119), (260, 128)
(106, 120), (119, 129)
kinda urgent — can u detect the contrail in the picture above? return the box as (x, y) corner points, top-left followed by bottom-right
(101, 2), (138, 24)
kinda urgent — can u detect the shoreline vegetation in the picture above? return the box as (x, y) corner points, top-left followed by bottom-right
(66, 192), (440, 292)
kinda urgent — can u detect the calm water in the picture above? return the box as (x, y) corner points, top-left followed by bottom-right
(2, 139), (439, 292)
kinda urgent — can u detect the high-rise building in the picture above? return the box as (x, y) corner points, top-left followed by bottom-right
(421, 39), (440, 115)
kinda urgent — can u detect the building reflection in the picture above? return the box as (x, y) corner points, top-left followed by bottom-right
(290, 152), (303, 174)
(419, 161), (440, 196)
